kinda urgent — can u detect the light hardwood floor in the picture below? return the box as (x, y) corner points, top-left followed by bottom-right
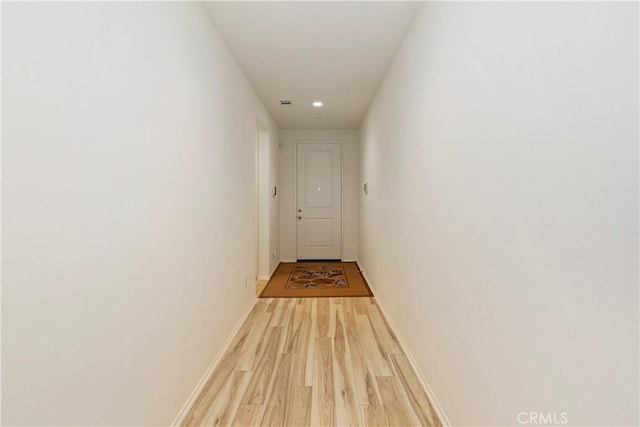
(256, 279), (269, 297)
(181, 297), (441, 427)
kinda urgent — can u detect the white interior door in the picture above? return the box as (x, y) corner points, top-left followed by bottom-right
(296, 143), (342, 260)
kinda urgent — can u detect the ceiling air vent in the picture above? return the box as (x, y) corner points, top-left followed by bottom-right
(280, 100), (292, 105)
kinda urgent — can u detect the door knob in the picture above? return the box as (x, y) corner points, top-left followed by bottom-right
(298, 209), (302, 212)
(297, 216), (302, 220)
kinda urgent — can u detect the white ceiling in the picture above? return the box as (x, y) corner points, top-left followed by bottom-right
(202, 1), (424, 129)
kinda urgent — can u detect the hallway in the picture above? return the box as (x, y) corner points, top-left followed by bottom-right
(179, 297), (441, 427)
(2, 2), (638, 426)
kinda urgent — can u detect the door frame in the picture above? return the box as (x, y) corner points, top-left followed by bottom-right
(294, 141), (344, 261)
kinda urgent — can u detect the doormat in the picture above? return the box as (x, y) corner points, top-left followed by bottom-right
(259, 261), (373, 298)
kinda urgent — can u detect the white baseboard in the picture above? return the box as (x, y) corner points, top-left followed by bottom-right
(171, 298), (257, 426)
(359, 268), (452, 427)
(258, 261), (281, 281)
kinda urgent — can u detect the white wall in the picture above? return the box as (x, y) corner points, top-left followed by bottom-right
(2, 2), (278, 425)
(279, 129), (359, 262)
(360, 2), (638, 426)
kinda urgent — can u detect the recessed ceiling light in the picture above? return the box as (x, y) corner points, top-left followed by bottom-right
(313, 101), (323, 107)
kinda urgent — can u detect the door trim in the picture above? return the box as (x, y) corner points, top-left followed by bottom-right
(294, 141), (344, 261)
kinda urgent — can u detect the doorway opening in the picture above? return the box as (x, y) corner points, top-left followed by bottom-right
(256, 126), (270, 290)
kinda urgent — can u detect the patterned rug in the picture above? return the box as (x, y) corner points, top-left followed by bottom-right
(259, 261), (372, 298)
(286, 265), (348, 289)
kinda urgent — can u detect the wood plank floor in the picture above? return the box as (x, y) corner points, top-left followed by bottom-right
(256, 279), (269, 297)
(181, 297), (441, 427)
